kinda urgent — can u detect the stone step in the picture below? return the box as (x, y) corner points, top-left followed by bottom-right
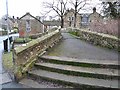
(19, 78), (72, 88)
(35, 62), (119, 80)
(28, 69), (119, 89)
(19, 78), (55, 88)
(39, 55), (119, 69)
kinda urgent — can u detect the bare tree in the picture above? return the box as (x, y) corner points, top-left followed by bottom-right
(43, 0), (67, 28)
(70, 0), (88, 27)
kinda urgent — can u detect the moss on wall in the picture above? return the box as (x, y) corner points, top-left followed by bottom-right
(69, 28), (119, 51)
(13, 29), (62, 81)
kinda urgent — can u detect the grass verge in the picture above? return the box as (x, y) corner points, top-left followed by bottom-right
(69, 31), (79, 36)
(2, 51), (13, 71)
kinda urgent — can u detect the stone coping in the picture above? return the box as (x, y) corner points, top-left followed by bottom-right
(14, 30), (59, 54)
(74, 28), (119, 40)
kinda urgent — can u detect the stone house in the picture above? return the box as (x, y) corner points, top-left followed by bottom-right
(63, 9), (81, 28)
(43, 20), (60, 31)
(89, 8), (118, 36)
(18, 12), (44, 37)
(89, 7), (103, 23)
(0, 16), (14, 31)
(63, 7), (103, 29)
(12, 16), (19, 29)
(0, 15), (19, 32)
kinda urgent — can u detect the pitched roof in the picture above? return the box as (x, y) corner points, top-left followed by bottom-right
(8, 17), (15, 23)
(64, 8), (81, 16)
(19, 12), (44, 24)
(88, 11), (103, 18)
(43, 20), (61, 26)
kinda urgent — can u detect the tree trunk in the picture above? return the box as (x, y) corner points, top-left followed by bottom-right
(61, 16), (64, 28)
(74, 12), (77, 28)
(74, 1), (77, 28)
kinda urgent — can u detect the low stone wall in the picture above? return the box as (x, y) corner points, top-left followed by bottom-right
(13, 29), (62, 81)
(0, 31), (7, 36)
(70, 28), (119, 51)
(0, 31), (2, 36)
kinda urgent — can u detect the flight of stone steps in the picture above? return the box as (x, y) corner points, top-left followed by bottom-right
(20, 55), (120, 89)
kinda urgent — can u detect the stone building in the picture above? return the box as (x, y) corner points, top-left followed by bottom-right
(89, 7), (103, 23)
(18, 12), (44, 37)
(0, 16), (14, 31)
(63, 7), (103, 29)
(63, 9), (81, 28)
(43, 20), (60, 31)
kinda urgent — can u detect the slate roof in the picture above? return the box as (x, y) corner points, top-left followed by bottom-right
(19, 12), (44, 24)
(43, 20), (61, 26)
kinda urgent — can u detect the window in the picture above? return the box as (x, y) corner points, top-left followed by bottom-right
(72, 17), (74, 21)
(68, 17), (71, 21)
(68, 17), (74, 21)
(26, 20), (31, 32)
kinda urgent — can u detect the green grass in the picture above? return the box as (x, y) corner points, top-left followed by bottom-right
(2, 51), (13, 71)
(69, 31), (79, 36)
(14, 37), (32, 43)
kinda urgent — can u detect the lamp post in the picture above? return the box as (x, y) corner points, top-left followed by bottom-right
(6, 0), (10, 52)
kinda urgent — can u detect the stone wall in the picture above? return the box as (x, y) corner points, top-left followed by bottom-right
(70, 28), (119, 51)
(13, 29), (62, 81)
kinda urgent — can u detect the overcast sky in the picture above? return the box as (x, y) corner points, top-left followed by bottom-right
(0, 0), (102, 19)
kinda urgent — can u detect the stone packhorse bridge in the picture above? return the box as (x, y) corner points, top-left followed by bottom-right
(13, 28), (120, 89)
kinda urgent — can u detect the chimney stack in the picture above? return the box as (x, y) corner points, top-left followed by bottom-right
(93, 7), (96, 13)
(13, 16), (14, 19)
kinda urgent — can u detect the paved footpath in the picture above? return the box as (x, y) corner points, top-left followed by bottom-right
(47, 33), (119, 61)
(0, 37), (12, 89)
(0, 34), (29, 89)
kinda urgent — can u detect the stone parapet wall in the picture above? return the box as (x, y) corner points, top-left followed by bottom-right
(70, 28), (119, 51)
(13, 29), (62, 81)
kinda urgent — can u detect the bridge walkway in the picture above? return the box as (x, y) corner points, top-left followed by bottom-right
(47, 33), (119, 61)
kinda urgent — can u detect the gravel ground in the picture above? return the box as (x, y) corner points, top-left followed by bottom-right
(28, 76), (72, 88)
